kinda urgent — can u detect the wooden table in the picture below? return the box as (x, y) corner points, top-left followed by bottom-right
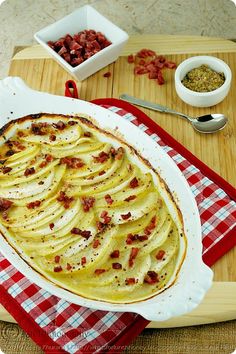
(0, 35), (236, 352)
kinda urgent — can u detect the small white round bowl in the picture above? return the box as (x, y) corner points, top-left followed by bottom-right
(175, 56), (232, 107)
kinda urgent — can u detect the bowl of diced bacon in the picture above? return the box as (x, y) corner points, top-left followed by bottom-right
(34, 5), (129, 81)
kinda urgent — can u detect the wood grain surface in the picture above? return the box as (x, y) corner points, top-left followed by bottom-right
(0, 36), (235, 352)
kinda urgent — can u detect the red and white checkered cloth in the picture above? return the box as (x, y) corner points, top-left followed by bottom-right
(0, 100), (236, 354)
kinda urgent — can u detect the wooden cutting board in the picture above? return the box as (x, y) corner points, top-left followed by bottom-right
(1, 35), (236, 328)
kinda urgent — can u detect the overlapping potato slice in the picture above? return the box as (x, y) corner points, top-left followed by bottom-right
(0, 115), (184, 304)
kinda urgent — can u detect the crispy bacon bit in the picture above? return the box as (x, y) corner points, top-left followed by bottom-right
(129, 177), (139, 188)
(98, 170), (105, 176)
(144, 216), (156, 235)
(100, 210), (112, 224)
(110, 250), (120, 258)
(125, 278), (137, 285)
(110, 147), (124, 160)
(24, 167), (35, 177)
(126, 233), (138, 245)
(27, 200), (41, 209)
(125, 278), (136, 285)
(129, 247), (139, 267)
(81, 256), (86, 265)
(126, 233), (148, 244)
(0, 198), (13, 212)
(60, 157), (84, 169)
(127, 54), (135, 63)
(156, 250), (166, 260)
(52, 120), (66, 130)
(49, 134), (56, 142)
(39, 161), (47, 168)
(138, 235), (149, 241)
(97, 221), (106, 232)
(83, 131), (92, 137)
(2, 167), (12, 174)
(94, 269), (106, 275)
(124, 195), (136, 202)
(105, 194), (113, 205)
(68, 121), (77, 126)
(121, 212), (131, 220)
(12, 141), (25, 150)
(112, 262), (122, 269)
(17, 131), (25, 137)
(49, 223), (55, 230)
(54, 255), (60, 263)
(103, 71), (111, 78)
(54, 266), (63, 272)
(81, 196), (95, 212)
(5, 150), (15, 157)
(45, 154), (53, 162)
(71, 228), (92, 239)
(144, 271), (159, 284)
(57, 191), (74, 209)
(66, 263), (72, 271)
(93, 239), (101, 249)
(93, 151), (110, 163)
(31, 123), (48, 135)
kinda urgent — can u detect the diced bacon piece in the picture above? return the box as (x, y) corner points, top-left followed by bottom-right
(2, 167), (12, 174)
(93, 151), (110, 163)
(49, 134), (56, 142)
(62, 52), (71, 63)
(103, 71), (111, 78)
(64, 34), (73, 47)
(49, 223), (54, 230)
(134, 66), (148, 75)
(45, 154), (53, 162)
(93, 239), (101, 249)
(60, 157), (84, 168)
(81, 257), (86, 265)
(66, 263), (72, 271)
(164, 61), (177, 69)
(95, 269), (106, 275)
(144, 271), (159, 284)
(148, 71), (158, 79)
(137, 235), (148, 241)
(144, 216), (156, 235)
(97, 221), (106, 232)
(157, 70), (165, 85)
(121, 212), (131, 220)
(52, 121), (66, 130)
(124, 195), (136, 202)
(58, 46), (67, 56)
(54, 255), (60, 263)
(24, 167), (35, 176)
(110, 250), (120, 258)
(71, 57), (84, 67)
(125, 278), (136, 285)
(112, 262), (122, 270)
(39, 161), (47, 168)
(129, 247), (139, 267)
(54, 266), (63, 272)
(156, 250), (166, 260)
(129, 177), (139, 188)
(98, 170), (105, 176)
(100, 210), (111, 224)
(26, 200), (41, 209)
(0, 198), (13, 212)
(81, 196), (95, 212)
(139, 59), (146, 65)
(83, 131), (92, 137)
(57, 191), (74, 209)
(69, 40), (82, 51)
(105, 194), (113, 205)
(127, 54), (135, 63)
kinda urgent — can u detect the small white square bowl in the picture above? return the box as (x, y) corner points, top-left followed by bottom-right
(34, 5), (129, 81)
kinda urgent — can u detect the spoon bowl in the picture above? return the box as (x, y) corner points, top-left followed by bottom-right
(120, 94), (228, 134)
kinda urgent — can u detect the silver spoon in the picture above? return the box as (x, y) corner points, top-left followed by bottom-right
(120, 94), (228, 133)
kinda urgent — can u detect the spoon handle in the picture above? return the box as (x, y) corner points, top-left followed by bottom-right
(120, 94), (192, 122)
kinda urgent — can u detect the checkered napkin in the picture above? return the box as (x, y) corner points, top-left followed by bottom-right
(0, 102), (236, 354)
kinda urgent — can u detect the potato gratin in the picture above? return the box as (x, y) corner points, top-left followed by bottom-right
(0, 114), (186, 303)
